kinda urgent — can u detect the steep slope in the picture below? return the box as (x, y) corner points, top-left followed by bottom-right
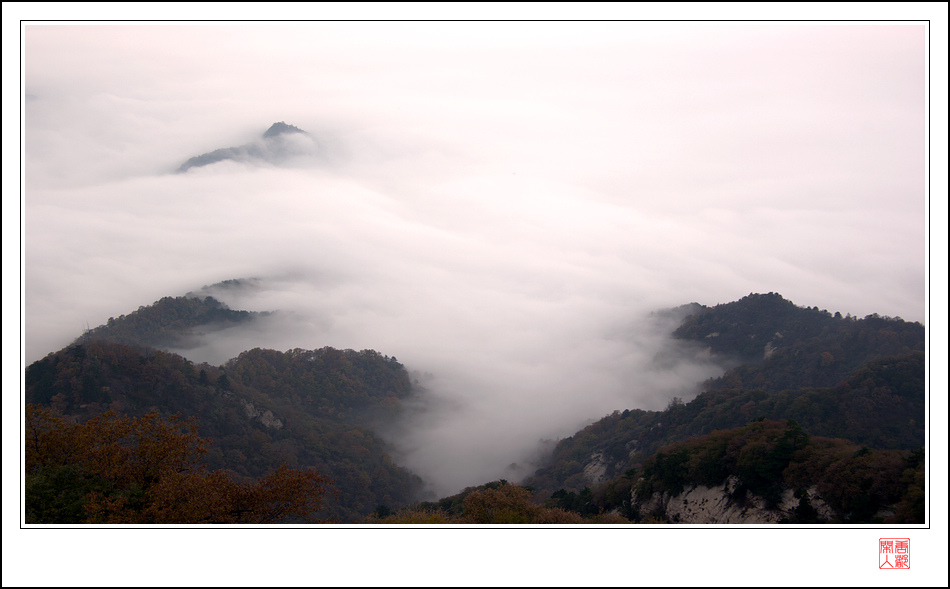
(675, 292), (924, 392)
(177, 121), (319, 172)
(26, 340), (425, 522)
(525, 294), (925, 513)
(76, 294), (263, 351)
(26, 289), (926, 524)
(626, 419), (924, 524)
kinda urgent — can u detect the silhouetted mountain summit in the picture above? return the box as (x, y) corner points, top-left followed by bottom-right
(177, 122), (315, 172)
(262, 121), (305, 139)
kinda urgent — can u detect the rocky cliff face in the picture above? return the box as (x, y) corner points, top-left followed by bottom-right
(241, 399), (283, 429)
(633, 475), (836, 524)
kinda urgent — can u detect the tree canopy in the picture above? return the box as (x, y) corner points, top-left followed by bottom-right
(26, 405), (333, 524)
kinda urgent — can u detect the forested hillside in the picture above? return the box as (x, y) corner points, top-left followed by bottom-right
(26, 339), (424, 522)
(608, 419), (923, 524)
(76, 294), (262, 351)
(24, 291), (926, 524)
(523, 294), (925, 523)
(675, 292), (924, 392)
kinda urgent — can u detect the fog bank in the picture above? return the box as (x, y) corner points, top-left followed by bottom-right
(23, 23), (927, 496)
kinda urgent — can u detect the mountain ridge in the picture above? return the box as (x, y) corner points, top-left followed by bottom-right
(177, 122), (316, 172)
(25, 288), (926, 523)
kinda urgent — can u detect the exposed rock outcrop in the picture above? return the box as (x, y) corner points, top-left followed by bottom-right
(241, 399), (283, 429)
(582, 453), (610, 486)
(633, 476), (835, 524)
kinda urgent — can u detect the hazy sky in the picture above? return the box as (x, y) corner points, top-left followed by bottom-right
(18, 22), (932, 496)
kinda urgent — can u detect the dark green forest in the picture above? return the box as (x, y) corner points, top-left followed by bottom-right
(77, 295), (262, 350)
(521, 294), (925, 523)
(24, 291), (926, 524)
(28, 303), (424, 522)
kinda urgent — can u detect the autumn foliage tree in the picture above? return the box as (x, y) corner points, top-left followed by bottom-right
(25, 339), (424, 522)
(364, 481), (599, 524)
(459, 484), (588, 524)
(25, 404), (333, 524)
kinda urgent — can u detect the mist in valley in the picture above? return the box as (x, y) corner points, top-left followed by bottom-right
(20, 22), (927, 497)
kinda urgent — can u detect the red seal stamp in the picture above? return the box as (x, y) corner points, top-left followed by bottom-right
(879, 538), (910, 569)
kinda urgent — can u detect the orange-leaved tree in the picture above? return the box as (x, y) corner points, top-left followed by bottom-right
(25, 404), (333, 524)
(459, 483), (586, 524)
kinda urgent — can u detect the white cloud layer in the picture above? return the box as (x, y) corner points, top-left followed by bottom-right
(22, 22), (928, 496)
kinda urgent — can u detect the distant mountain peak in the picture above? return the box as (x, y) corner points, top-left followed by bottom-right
(177, 122), (314, 173)
(263, 121), (306, 139)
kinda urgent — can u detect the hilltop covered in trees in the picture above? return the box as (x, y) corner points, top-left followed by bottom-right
(76, 294), (262, 351)
(522, 294), (925, 523)
(26, 338), (423, 523)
